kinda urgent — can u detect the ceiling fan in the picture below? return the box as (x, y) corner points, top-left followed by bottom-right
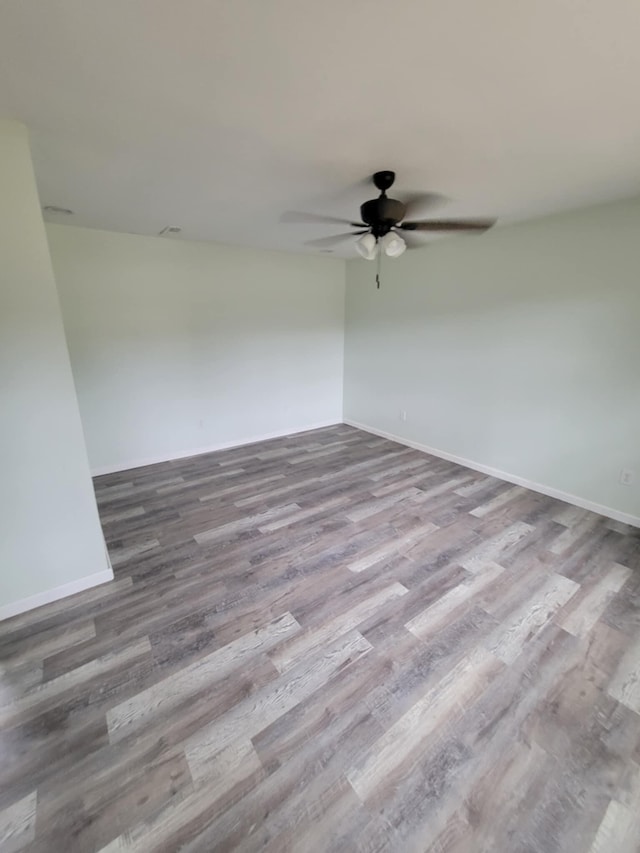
(286, 170), (496, 261)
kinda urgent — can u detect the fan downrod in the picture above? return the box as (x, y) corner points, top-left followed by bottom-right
(372, 171), (395, 193)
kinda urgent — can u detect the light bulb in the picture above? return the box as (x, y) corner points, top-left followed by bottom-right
(355, 232), (378, 260)
(380, 232), (406, 258)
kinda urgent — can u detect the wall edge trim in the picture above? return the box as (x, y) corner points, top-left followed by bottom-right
(344, 419), (640, 529)
(0, 568), (115, 622)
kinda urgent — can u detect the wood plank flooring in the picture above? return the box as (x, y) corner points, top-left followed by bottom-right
(1, 425), (640, 852)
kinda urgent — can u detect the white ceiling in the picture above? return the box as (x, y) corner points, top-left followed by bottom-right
(2, 0), (640, 256)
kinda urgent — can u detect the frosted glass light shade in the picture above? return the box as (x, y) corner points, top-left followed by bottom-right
(380, 231), (406, 257)
(355, 232), (378, 260)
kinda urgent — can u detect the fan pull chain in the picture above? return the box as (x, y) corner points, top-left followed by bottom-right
(376, 243), (381, 289)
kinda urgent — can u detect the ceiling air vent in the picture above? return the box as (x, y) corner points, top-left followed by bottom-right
(43, 205), (74, 215)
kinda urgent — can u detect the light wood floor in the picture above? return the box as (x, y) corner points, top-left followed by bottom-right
(1, 425), (640, 852)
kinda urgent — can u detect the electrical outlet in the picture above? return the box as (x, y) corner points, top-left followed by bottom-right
(400, 410), (407, 422)
(619, 468), (635, 486)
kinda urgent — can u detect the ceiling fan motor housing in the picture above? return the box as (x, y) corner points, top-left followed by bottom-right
(360, 197), (407, 237)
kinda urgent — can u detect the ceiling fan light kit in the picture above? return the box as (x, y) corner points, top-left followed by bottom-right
(356, 231), (407, 260)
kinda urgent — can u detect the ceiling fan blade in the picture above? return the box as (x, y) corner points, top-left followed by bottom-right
(282, 211), (365, 228)
(304, 231), (368, 248)
(400, 219), (496, 233)
(393, 230), (424, 250)
(398, 192), (448, 220)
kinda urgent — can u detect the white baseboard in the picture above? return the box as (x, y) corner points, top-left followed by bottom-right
(91, 420), (342, 476)
(344, 419), (640, 529)
(0, 568), (115, 622)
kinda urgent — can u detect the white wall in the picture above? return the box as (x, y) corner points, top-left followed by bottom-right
(0, 121), (111, 619)
(47, 225), (345, 473)
(344, 197), (640, 523)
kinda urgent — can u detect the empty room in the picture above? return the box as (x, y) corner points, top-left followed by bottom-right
(1, 1), (640, 851)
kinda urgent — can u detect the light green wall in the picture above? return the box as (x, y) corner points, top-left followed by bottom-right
(0, 121), (110, 617)
(344, 196), (640, 521)
(47, 224), (345, 473)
